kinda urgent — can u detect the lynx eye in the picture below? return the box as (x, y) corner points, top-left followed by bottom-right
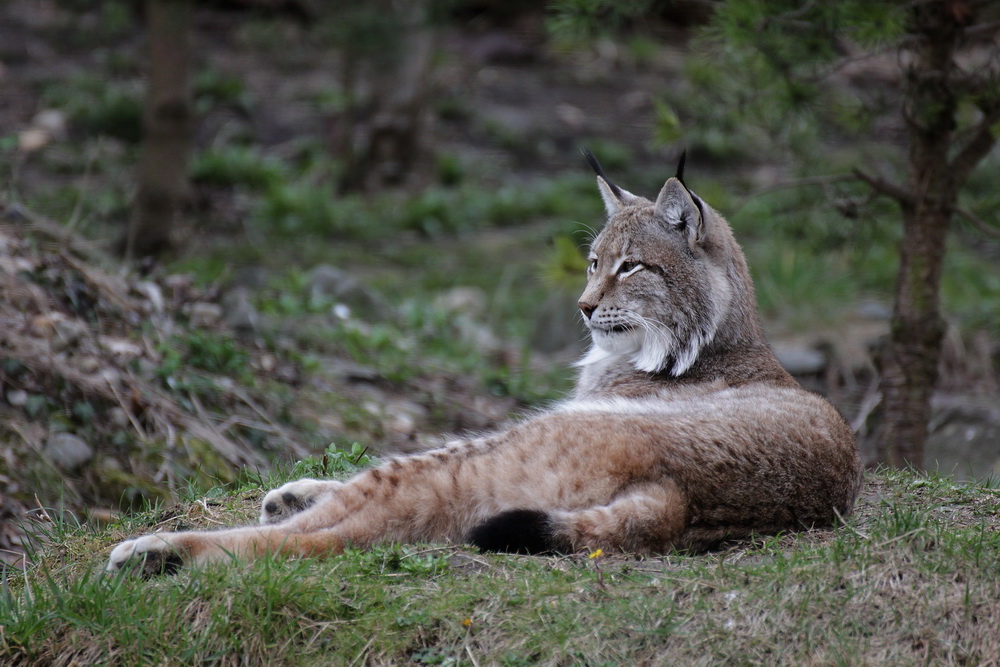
(618, 261), (643, 277)
(587, 258), (598, 275)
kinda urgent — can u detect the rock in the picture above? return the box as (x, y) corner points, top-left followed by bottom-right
(99, 368), (121, 386)
(99, 336), (144, 362)
(75, 355), (101, 374)
(109, 407), (130, 428)
(555, 103), (586, 130)
(189, 301), (223, 328)
(385, 399), (429, 437)
(231, 266), (270, 289)
(18, 128), (50, 153)
(433, 287), (487, 318)
(431, 287), (501, 352)
(43, 433), (94, 471)
(31, 109), (68, 140)
(51, 316), (88, 350)
(135, 281), (165, 314)
(306, 264), (389, 319)
(467, 31), (538, 65)
(531, 291), (587, 355)
(31, 313), (88, 350)
(221, 288), (259, 332)
(855, 300), (891, 320)
(771, 342), (826, 376)
(5, 389), (28, 407)
(306, 264), (355, 299)
(619, 89), (652, 113)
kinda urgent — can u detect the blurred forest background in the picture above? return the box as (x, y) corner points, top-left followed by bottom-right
(0, 0), (998, 565)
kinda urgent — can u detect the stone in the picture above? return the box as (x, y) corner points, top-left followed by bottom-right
(306, 264), (389, 319)
(43, 433), (94, 471)
(531, 291), (587, 355)
(221, 288), (259, 332)
(32, 109), (68, 140)
(5, 389), (28, 407)
(433, 287), (487, 318)
(135, 281), (165, 314)
(109, 407), (131, 428)
(51, 316), (88, 350)
(555, 103), (586, 130)
(99, 336), (144, 362)
(189, 302), (223, 328)
(31, 313), (88, 351)
(18, 128), (50, 153)
(75, 355), (101, 374)
(385, 399), (429, 437)
(771, 342), (826, 376)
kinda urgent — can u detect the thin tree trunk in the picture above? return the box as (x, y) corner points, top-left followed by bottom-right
(874, 1), (960, 469)
(126, 0), (194, 259)
(337, 0), (434, 193)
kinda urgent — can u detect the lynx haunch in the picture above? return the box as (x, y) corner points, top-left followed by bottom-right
(108, 154), (862, 575)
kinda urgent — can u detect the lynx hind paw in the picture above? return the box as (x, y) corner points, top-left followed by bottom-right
(260, 478), (344, 524)
(106, 534), (185, 577)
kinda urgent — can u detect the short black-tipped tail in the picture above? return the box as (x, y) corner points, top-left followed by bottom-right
(467, 509), (562, 555)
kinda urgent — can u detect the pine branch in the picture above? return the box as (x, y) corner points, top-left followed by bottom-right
(955, 205), (1000, 240)
(728, 173), (856, 214)
(949, 103), (1000, 186)
(852, 168), (914, 207)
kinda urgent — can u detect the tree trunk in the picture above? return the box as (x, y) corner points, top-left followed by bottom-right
(336, 0), (434, 193)
(874, 1), (960, 469)
(126, 0), (194, 260)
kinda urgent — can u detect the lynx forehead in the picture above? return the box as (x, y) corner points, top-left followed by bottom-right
(108, 153), (862, 577)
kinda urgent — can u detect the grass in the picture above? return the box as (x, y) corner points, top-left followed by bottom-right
(3, 467), (999, 664)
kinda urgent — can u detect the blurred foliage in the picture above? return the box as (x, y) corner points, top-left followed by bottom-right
(191, 146), (290, 189)
(547, 0), (658, 43)
(548, 0), (1000, 333)
(41, 75), (143, 144)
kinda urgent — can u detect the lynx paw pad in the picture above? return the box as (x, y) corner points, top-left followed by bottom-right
(260, 478), (343, 524)
(106, 535), (184, 577)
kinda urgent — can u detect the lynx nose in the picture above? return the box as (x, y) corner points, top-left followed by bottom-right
(578, 301), (596, 320)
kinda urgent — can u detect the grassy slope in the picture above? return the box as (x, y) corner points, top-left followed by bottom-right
(2, 467), (998, 665)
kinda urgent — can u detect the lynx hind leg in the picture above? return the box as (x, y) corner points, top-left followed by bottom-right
(469, 482), (687, 555)
(260, 478), (344, 525)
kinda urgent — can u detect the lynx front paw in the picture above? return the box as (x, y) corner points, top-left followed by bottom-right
(260, 478), (343, 524)
(106, 534), (185, 577)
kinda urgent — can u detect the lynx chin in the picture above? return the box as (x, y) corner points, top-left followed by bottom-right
(108, 152), (862, 576)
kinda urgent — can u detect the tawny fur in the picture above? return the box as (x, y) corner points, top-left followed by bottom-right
(108, 161), (863, 576)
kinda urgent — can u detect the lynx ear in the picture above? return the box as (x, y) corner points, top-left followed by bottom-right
(596, 177), (639, 216)
(654, 177), (704, 245)
(584, 147), (639, 216)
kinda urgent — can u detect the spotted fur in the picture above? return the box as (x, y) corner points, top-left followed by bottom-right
(107, 159), (862, 576)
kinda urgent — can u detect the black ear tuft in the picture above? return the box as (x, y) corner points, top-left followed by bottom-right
(582, 147), (625, 201)
(468, 509), (563, 555)
(675, 149), (688, 185)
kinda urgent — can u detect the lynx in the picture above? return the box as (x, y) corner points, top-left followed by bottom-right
(108, 153), (862, 576)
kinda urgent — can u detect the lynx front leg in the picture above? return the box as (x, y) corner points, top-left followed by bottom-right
(469, 481), (688, 555)
(260, 478), (345, 524)
(107, 524), (349, 576)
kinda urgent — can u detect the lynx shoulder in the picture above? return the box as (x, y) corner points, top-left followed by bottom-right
(108, 155), (863, 575)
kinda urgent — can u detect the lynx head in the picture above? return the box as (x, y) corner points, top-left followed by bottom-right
(577, 151), (756, 378)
